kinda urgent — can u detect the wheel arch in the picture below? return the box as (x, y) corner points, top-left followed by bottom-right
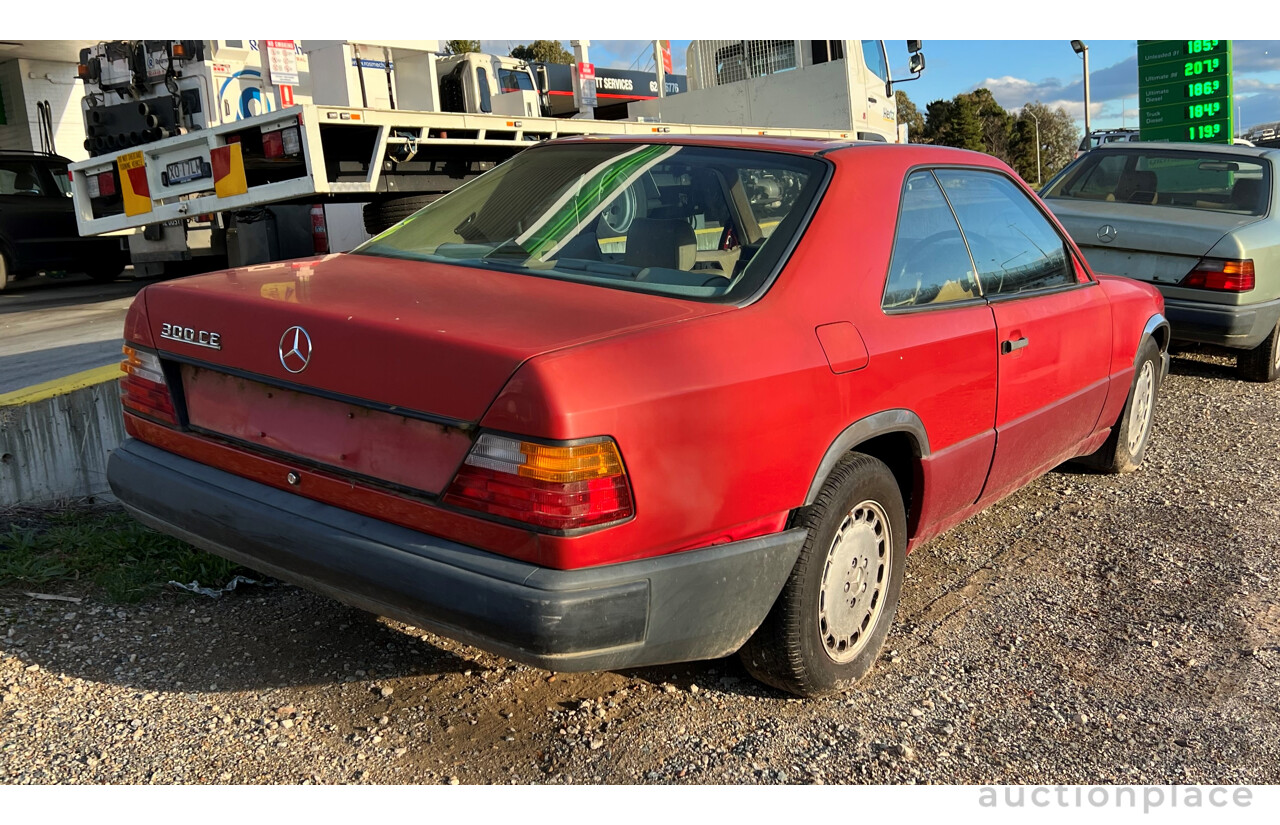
(801, 409), (928, 528)
(1144, 312), (1170, 352)
(1143, 312), (1171, 379)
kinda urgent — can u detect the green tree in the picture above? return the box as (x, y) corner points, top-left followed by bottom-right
(967, 88), (1014, 163)
(895, 91), (925, 142)
(943, 94), (985, 152)
(510, 40), (573, 64)
(445, 40), (481, 55)
(1009, 101), (1080, 185)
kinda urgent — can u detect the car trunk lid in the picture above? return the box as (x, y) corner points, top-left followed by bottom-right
(140, 253), (726, 493)
(1047, 198), (1262, 285)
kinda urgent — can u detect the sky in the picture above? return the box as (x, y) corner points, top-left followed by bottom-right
(480, 39), (1280, 136)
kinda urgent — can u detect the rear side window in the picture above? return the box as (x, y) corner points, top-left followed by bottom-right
(0, 161), (52, 197)
(49, 164), (73, 197)
(882, 171), (980, 309)
(936, 169), (1076, 296)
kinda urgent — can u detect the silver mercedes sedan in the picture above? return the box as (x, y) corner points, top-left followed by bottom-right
(1042, 143), (1279, 382)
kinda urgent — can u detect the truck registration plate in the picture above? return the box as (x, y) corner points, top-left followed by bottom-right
(164, 157), (210, 186)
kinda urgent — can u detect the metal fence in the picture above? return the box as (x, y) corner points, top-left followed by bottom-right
(686, 40), (801, 91)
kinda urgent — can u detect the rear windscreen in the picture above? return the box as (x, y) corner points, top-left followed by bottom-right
(354, 143), (828, 303)
(1043, 150), (1270, 216)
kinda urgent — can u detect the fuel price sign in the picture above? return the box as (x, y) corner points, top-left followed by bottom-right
(1138, 40), (1233, 143)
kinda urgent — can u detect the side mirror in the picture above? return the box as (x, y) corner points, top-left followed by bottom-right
(536, 66), (551, 117)
(909, 53), (925, 74)
(907, 40), (923, 54)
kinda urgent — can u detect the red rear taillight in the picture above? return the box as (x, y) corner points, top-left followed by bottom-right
(120, 345), (177, 425)
(86, 171), (117, 199)
(443, 434), (634, 531)
(262, 129), (284, 158)
(262, 124), (301, 159)
(1181, 258), (1255, 292)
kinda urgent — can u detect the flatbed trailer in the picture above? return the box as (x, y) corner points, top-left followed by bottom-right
(69, 103), (855, 237)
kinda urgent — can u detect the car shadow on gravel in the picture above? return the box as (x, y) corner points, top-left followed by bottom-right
(0, 585), (482, 694)
(1167, 351), (1238, 380)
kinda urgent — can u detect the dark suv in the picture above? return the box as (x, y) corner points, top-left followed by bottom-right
(0, 150), (127, 291)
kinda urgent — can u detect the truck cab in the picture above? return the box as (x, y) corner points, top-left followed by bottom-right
(436, 53), (545, 118)
(630, 40), (924, 142)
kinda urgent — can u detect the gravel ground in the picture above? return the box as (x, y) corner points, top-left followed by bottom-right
(2, 348), (1278, 785)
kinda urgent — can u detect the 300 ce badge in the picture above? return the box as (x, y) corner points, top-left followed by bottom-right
(160, 323), (222, 350)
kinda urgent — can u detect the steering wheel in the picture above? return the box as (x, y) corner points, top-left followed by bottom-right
(893, 231), (976, 305)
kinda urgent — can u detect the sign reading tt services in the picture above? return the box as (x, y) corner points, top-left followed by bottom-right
(1138, 40), (1232, 144)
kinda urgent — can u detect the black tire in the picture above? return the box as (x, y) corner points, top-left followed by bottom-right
(0, 250), (10, 292)
(1237, 318), (1280, 383)
(1078, 336), (1162, 474)
(362, 195), (442, 236)
(740, 453), (907, 697)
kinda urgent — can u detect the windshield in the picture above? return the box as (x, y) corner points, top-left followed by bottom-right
(355, 143), (827, 303)
(1043, 149), (1271, 216)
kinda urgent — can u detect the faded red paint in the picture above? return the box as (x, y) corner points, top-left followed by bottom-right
(119, 139), (1164, 571)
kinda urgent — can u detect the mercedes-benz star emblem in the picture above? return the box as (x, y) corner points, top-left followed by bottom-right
(1097, 224), (1118, 244)
(279, 326), (312, 374)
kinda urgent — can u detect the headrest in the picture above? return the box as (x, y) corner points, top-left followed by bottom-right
(624, 218), (697, 271)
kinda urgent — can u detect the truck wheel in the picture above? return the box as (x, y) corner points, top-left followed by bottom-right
(363, 196), (442, 236)
(740, 453), (906, 697)
(0, 251), (10, 292)
(1237, 318), (1280, 383)
(1077, 337), (1161, 474)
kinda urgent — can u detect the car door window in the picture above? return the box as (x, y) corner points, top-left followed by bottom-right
(0, 162), (52, 197)
(935, 169), (1076, 296)
(882, 170), (981, 309)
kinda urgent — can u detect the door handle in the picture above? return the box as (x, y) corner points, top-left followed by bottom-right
(1001, 337), (1029, 354)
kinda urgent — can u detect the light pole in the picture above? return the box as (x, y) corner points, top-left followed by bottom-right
(1071, 40), (1091, 140)
(1025, 110), (1041, 186)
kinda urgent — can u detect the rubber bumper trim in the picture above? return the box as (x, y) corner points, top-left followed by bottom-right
(107, 439), (807, 672)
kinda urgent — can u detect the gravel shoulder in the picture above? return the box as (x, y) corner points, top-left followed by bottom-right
(2, 349), (1278, 785)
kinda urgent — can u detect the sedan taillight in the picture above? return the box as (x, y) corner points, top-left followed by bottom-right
(1180, 258), (1255, 292)
(120, 345), (177, 424)
(443, 434), (634, 531)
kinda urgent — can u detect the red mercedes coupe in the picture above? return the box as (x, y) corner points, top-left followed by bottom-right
(109, 136), (1168, 696)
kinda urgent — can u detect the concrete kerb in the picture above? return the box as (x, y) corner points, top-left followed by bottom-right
(0, 364), (126, 508)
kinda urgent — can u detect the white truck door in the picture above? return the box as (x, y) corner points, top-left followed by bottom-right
(857, 40), (896, 141)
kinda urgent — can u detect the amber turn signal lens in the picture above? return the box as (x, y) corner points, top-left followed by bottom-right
(444, 434), (634, 531)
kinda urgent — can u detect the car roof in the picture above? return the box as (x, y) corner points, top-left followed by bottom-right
(1088, 141), (1278, 160)
(543, 134), (857, 156)
(540, 135), (1008, 166)
(0, 150), (71, 164)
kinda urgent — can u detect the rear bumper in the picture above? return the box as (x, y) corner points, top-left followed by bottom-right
(107, 439), (805, 672)
(1162, 295), (1280, 350)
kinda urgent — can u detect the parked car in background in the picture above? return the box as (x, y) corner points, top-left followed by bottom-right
(0, 150), (127, 291)
(1077, 128), (1142, 159)
(1042, 143), (1280, 382)
(107, 137), (1168, 697)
